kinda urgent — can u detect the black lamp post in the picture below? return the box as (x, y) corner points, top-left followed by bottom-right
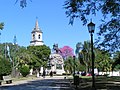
(73, 56), (76, 77)
(87, 21), (95, 88)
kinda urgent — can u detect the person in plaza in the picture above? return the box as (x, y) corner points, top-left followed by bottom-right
(42, 70), (46, 78)
(50, 71), (53, 77)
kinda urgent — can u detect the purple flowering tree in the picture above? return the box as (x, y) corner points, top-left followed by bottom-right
(59, 46), (74, 60)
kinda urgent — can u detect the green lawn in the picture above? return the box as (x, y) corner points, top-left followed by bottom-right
(68, 75), (120, 90)
(12, 75), (38, 81)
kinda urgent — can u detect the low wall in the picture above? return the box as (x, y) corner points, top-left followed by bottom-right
(99, 71), (120, 76)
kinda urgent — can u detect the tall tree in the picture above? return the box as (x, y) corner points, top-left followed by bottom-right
(82, 41), (91, 72)
(0, 58), (12, 77)
(64, 56), (74, 74)
(75, 42), (83, 57)
(59, 46), (74, 60)
(27, 45), (51, 68)
(64, 0), (120, 52)
(112, 51), (120, 71)
(27, 45), (51, 77)
(16, 47), (34, 67)
(64, 56), (85, 74)
(95, 49), (112, 72)
(77, 41), (91, 73)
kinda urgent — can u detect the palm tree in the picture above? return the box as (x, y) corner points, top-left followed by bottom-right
(78, 51), (85, 65)
(82, 41), (91, 73)
(0, 22), (4, 43)
(77, 41), (91, 73)
(64, 56), (74, 74)
(75, 42), (83, 57)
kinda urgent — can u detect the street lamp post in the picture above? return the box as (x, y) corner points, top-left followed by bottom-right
(73, 56), (76, 77)
(73, 55), (79, 88)
(87, 21), (95, 89)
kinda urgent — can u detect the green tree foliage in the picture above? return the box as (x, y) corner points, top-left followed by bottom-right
(16, 47), (33, 66)
(0, 43), (33, 77)
(19, 65), (30, 77)
(64, 56), (74, 74)
(0, 43), (19, 61)
(75, 59), (86, 72)
(0, 43), (51, 76)
(15, 0), (32, 8)
(82, 41), (91, 71)
(64, 56), (85, 74)
(64, 0), (120, 52)
(113, 65), (120, 71)
(112, 51), (120, 71)
(77, 41), (91, 72)
(0, 59), (12, 76)
(95, 49), (112, 72)
(27, 45), (51, 68)
(75, 42), (83, 56)
(0, 22), (4, 30)
(0, 44), (6, 57)
(76, 41), (113, 72)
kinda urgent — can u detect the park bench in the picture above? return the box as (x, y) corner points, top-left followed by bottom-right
(3, 75), (12, 84)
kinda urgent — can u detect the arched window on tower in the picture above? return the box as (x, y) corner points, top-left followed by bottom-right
(33, 34), (35, 40)
(38, 34), (40, 39)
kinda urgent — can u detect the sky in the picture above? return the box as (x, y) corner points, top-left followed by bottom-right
(0, 0), (102, 53)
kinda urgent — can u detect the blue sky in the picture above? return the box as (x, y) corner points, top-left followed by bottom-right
(0, 0), (102, 53)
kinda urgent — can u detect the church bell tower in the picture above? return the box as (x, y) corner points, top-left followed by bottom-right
(30, 19), (44, 46)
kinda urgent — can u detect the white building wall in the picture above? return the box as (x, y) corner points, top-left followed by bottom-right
(99, 71), (120, 76)
(30, 41), (43, 46)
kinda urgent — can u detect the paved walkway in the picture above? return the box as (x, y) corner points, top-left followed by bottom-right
(2, 76), (120, 90)
(1, 76), (70, 86)
(0, 76), (74, 90)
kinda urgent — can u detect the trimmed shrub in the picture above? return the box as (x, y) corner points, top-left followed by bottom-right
(20, 65), (30, 77)
(0, 59), (12, 77)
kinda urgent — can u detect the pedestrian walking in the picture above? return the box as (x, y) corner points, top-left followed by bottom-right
(43, 70), (46, 78)
(50, 71), (53, 77)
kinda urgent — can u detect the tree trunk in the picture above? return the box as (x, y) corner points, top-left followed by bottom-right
(86, 64), (88, 73)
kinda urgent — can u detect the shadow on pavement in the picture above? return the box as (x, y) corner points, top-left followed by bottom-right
(0, 78), (74, 90)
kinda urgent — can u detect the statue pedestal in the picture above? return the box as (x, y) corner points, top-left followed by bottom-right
(48, 54), (65, 75)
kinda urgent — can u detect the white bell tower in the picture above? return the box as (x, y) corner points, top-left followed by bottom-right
(30, 19), (44, 46)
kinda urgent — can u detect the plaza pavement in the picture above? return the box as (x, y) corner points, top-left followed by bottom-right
(1, 75), (120, 90)
(1, 76), (71, 86)
(0, 75), (74, 90)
